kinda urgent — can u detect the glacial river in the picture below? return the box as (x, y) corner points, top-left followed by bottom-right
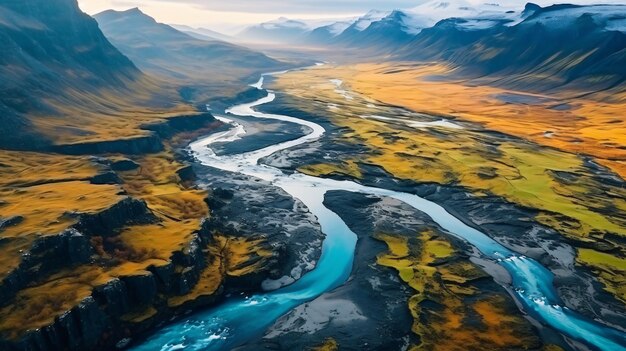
(133, 72), (626, 351)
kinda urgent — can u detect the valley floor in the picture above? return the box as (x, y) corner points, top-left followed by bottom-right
(1, 60), (625, 351)
(244, 65), (626, 348)
(289, 62), (626, 179)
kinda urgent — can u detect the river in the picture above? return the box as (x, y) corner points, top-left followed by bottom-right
(132, 72), (626, 351)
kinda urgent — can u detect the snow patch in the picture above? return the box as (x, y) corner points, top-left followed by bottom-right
(354, 10), (391, 31)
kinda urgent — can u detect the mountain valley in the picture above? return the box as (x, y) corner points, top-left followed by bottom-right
(0, 0), (624, 350)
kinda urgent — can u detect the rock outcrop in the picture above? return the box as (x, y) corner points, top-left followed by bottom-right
(54, 135), (164, 155)
(73, 198), (157, 237)
(54, 113), (216, 156)
(0, 197), (156, 306)
(0, 230), (93, 306)
(1, 229), (219, 351)
(141, 114), (216, 139)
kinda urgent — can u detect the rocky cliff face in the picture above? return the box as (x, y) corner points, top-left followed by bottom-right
(1, 170), (208, 351)
(53, 113), (216, 155)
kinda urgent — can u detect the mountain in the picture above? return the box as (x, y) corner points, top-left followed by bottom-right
(406, 0), (526, 31)
(399, 3), (626, 91)
(325, 1), (525, 49)
(170, 24), (234, 42)
(329, 10), (389, 45)
(0, 0), (143, 149)
(331, 10), (420, 51)
(237, 17), (310, 44)
(95, 8), (286, 96)
(305, 20), (354, 44)
(294, 1), (625, 92)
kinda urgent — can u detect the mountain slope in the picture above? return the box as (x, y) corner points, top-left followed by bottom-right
(171, 24), (234, 42)
(95, 8), (286, 97)
(331, 11), (420, 52)
(237, 17), (310, 44)
(304, 20), (353, 44)
(0, 0), (143, 148)
(400, 4), (626, 92)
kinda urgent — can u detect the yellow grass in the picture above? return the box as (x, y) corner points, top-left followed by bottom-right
(310, 338), (339, 351)
(0, 136), (216, 340)
(213, 234), (274, 277)
(306, 63), (626, 179)
(376, 230), (538, 351)
(275, 64), (626, 306)
(33, 75), (197, 145)
(0, 266), (110, 339)
(0, 181), (123, 238)
(167, 233), (274, 307)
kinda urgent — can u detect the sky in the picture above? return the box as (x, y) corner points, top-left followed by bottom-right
(77, 0), (626, 34)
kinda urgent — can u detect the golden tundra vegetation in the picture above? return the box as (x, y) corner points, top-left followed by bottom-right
(329, 63), (626, 178)
(376, 229), (546, 351)
(273, 65), (626, 304)
(310, 338), (339, 351)
(34, 75), (197, 145)
(0, 140), (274, 339)
(0, 87), (271, 340)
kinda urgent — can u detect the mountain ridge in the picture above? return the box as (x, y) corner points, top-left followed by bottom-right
(94, 8), (288, 98)
(0, 0), (146, 149)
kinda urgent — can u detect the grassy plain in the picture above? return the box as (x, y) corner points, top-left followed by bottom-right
(317, 63), (626, 179)
(272, 65), (626, 305)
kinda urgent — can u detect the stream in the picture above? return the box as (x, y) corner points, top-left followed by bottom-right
(132, 72), (626, 351)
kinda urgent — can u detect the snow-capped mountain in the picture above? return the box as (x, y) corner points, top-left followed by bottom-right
(331, 10), (422, 49)
(352, 10), (391, 31)
(312, 1), (527, 46)
(235, 0), (626, 58)
(522, 4), (626, 32)
(397, 2), (626, 92)
(305, 20), (355, 44)
(237, 17), (310, 43)
(405, 0), (527, 32)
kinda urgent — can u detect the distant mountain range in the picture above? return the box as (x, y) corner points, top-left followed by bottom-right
(235, 1), (626, 91)
(237, 17), (311, 43)
(170, 24), (234, 42)
(0, 0), (289, 149)
(400, 3), (626, 91)
(235, 1), (523, 45)
(94, 8), (287, 98)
